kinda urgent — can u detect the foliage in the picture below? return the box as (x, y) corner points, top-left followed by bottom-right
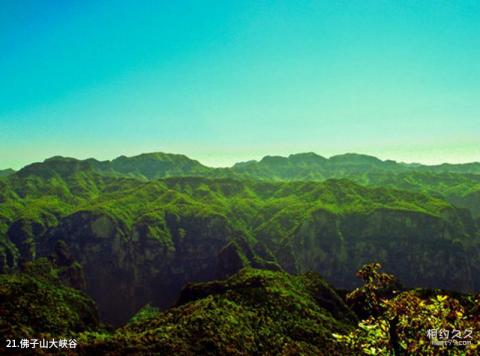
(1, 154), (479, 325)
(1, 152), (480, 354)
(0, 258), (98, 342)
(334, 263), (480, 355)
(77, 268), (355, 355)
(1, 258), (480, 355)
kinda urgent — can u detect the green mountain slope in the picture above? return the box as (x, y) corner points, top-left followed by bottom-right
(232, 152), (480, 178)
(10, 151), (480, 220)
(1, 157), (479, 325)
(80, 268), (356, 355)
(231, 153), (480, 219)
(2, 260), (477, 354)
(0, 258), (98, 341)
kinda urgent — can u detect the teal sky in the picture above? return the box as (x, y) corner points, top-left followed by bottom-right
(1, 0), (479, 169)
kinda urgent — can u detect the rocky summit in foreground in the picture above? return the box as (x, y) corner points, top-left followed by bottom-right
(0, 259), (356, 355)
(79, 268), (357, 355)
(1, 259), (478, 355)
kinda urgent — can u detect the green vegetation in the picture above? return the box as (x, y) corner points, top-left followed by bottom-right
(78, 268), (356, 354)
(334, 263), (480, 355)
(1, 261), (478, 355)
(0, 151), (480, 353)
(1, 152), (479, 326)
(0, 258), (98, 341)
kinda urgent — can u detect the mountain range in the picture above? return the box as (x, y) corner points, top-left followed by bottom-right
(7, 151), (480, 216)
(1, 152), (479, 327)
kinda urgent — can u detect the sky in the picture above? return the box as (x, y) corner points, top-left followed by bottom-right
(1, 0), (479, 169)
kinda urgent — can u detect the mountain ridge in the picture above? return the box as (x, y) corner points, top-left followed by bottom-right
(11, 151), (479, 218)
(6, 151), (480, 175)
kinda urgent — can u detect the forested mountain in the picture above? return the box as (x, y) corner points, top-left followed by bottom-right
(232, 153), (480, 218)
(11, 152), (480, 219)
(81, 268), (357, 354)
(1, 152), (480, 353)
(232, 152), (480, 177)
(14, 151), (480, 178)
(3, 258), (479, 354)
(1, 152), (480, 327)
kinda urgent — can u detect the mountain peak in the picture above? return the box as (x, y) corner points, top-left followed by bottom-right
(288, 152), (327, 163)
(328, 153), (384, 165)
(259, 155), (289, 165)
(110, 151), (209, 179)
(16, 156), (97, 179)
(114, 152), (192, 161)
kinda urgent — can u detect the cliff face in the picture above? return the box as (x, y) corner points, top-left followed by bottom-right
(30, 201), (479, 325)
(38, 211), (231, 325)
(7, 219), (44, 261)
(36, 209), (275, 325)
(279, 208), (479, 292)
(449, 190), (480, 219)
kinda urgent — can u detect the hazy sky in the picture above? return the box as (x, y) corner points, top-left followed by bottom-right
(1, 0), (479, 169)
